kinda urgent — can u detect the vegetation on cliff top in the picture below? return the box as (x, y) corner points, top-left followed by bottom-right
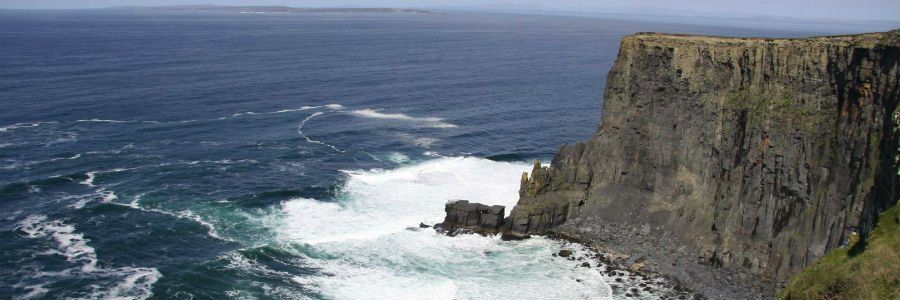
(780, 202), (900, 300)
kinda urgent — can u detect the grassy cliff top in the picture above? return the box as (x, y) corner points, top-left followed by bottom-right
(625, 29), (900, 48)
(780, 202), (900, 299)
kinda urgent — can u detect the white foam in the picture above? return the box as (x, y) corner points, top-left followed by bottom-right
(89, 268), (162, 300)
(17, 214), (98, 272)
(349, 109), (457, 128)
(15, 215), (162, 299)
(275, 157), (527, 244)
(414, 137), (439, 148)
(81, 172), (98, 187)
(69, 198), (92, 209)
(225, 103), (345, 119)
(16, 282), (49, 299)
(75, 119), (162, 124)
(269, 157), (612, 299)
(297, 112), (345, 152)
(423, 151), (440, 157)
(394, 132), (440, 148)
(386, 152), (410, 164)
(117, 195), (232, 242)
(176, 210), (227, 241)
(99, 190), (118, 203)
(0, 122), (57, 133)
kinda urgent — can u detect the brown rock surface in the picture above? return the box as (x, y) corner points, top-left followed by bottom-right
(505, 30), (900, 298)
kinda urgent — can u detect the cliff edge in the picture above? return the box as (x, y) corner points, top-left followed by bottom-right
(504, 30), (900, 297)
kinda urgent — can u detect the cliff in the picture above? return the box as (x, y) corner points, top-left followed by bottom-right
(504, 30), (900, 296)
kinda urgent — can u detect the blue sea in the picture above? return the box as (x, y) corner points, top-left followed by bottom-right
(0, 10), (822, 299)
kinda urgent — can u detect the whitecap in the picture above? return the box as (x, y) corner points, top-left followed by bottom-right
(18, 215), (99, 272)
(0, 121), (57, 133)
(15, 215), (162, 299)
(69, 198), (92, 209)
(75, 119), (162, 124)
(223, 103), (345, 120)
(80, 172), (98, 187)
(349, 109), (457, 128)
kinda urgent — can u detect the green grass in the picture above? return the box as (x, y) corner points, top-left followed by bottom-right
(780, 202), (900, 300)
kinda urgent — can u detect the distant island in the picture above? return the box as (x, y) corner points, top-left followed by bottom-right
(106, 5), (433, 14)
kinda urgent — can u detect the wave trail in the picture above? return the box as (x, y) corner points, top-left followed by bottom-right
(349, 109), (457, 128)
(297, 112), (345, 153)
(0, 121), (58, 132)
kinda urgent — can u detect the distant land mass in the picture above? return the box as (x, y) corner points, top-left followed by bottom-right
(106, 5), (433, 14)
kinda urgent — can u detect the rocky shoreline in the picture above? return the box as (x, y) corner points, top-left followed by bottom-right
(552, 220), (772, 299)
(434, 29), (898, 299)
(433, 200), (705, 299)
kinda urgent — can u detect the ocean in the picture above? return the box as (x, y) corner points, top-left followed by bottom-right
(0, 10), (820, 299)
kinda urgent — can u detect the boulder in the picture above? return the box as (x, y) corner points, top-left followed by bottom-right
(437, 200), (506, 235)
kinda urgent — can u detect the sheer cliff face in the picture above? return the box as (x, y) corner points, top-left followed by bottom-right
(507, 31), (900, 283)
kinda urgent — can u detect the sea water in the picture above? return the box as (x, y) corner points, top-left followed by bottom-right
(0, 10), (817, 299)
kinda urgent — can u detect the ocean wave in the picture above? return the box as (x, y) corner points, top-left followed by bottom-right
(221, 103), (345, 120)
(348, 109), (457, 128)
(114, 194), (233, 242)
(0, 121), (58, 133)
(267, 156), (612, 299)
(75, 119), (163, 124)
(15, 215), (162, 299)
(5, 104), (347, 132)
(1, 154), (87, 170)
(276, 156), (529, 244)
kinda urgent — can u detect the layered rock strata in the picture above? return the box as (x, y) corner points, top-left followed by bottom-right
(504, 30), (900, 295)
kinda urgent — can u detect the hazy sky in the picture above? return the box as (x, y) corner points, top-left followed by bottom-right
(1, 0), (898, 21)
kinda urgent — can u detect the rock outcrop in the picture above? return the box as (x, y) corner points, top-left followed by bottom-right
(504, 30), (900, 295)
(436, 200), (505, 235)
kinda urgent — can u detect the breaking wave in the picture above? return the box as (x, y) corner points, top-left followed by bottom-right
(264, 157), (613, 299)
(349, 109), (458, 128)
(15, 215), (162, 299)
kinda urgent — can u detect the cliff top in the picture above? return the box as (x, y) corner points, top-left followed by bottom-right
(627, 29), (900, 48)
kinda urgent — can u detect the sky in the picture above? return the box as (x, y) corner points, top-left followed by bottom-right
(0, 0), (898, 21)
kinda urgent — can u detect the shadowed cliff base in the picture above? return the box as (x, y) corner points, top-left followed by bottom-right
(500, 29), (900, 298)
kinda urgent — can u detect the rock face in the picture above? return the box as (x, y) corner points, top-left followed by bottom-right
(505, 30), (900, 291)
(437, 200), (505, 235)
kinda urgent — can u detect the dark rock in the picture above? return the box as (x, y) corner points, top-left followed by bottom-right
(558, 249), (574, 257)
(499, 30), (900, 298)
(580, 262), (591, 268)
(419, 223), (431, 228)
(438, 200), (505, 236)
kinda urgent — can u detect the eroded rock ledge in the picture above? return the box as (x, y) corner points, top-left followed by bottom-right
(434, 200), (505, 236)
